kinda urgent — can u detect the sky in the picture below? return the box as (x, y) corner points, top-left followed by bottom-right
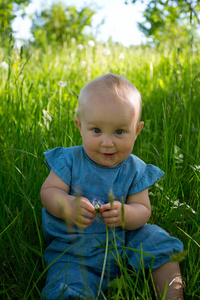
(12, 0), (147, 47)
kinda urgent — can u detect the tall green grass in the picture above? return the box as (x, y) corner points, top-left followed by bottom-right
(0, 40), (199, 299)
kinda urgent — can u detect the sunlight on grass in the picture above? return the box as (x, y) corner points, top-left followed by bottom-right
(0, 39), (200, 299)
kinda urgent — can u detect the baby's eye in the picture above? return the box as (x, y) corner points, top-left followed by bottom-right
(93, 128), (101, 134)
(115, 129), (123, 135)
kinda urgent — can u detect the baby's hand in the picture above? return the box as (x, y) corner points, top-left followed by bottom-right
(69, 197), (95, 228)
(100, 201), (124, 228)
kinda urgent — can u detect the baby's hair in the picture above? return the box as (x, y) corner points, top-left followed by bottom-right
(77, 73), (142, 122)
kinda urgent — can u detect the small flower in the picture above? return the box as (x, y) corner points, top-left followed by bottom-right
(57, 81), (67, 88)
(77, 44), (84, 50)
(118, 54), (124, 60)
(103, 49), (111, 56)
(0, 61), (9, 70)
(88, 40), (95, 47)
(95, 204), (100, 213)
(92, 199), (103, 222)
(13, 61), (18, 68)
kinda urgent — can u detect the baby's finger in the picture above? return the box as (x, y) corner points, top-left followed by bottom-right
(100, 203), (111, 212)
(81, 198), (95, 212)
(76, 215), (94, 228)
(82, 208), (95, 218)
(103, 217), (118, 227)
(101, 210), (111, 218)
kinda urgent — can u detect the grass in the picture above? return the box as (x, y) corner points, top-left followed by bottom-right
(0, 39), (200, 299)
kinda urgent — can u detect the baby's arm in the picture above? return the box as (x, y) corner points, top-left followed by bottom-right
(40, 170), (95, 228)
(100, 189), (151, 230)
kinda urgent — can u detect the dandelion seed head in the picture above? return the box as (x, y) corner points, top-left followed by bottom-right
(57, 81), (67, 88)
(103, 49), (111, 56)
(77, 44), (84, 50)
(118, 54), (124, 60)
(0, 61), (9, 70)
(92, 199), (103, 223)
(80, 60), (87, 67)
(88, 40), (95, 47)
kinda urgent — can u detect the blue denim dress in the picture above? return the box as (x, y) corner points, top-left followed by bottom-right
(42, 146), (183, 299)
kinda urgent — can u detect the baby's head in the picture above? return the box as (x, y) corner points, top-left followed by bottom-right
(77, 73), (142, 123)
(75, 73), (144, 167)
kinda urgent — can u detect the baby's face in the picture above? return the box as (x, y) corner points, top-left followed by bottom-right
(75, 88), (143, 167)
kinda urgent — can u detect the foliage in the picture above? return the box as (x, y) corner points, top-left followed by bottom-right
(31, 1), (96, 48)
(0, 0), (30, 46)
(0, 40), (200, 299)
(126, 0), (200, 47)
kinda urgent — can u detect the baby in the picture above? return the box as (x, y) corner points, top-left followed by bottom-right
(41, 73), (184, 299)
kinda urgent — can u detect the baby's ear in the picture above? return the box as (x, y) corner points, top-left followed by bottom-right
(136, 121), (144, 136)
(75, 117), (82, 132)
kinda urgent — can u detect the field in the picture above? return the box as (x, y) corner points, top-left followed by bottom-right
(0, 40), (200, 299)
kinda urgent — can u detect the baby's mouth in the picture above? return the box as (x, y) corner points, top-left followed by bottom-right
(102, 153), (116, 159)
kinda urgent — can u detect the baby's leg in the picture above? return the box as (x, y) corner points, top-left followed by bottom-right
(152, 261), (183, 300)
(42, 258), (109, 300)
(125, 224), (184, 299)
(42, 261), (88, 299)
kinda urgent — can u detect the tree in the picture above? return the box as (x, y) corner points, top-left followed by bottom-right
(0, 0), (30, 46)
(125, 0), (200, 46)
(31, 2), (96, 47)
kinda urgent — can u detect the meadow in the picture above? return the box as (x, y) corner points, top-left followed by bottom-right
(0, 40), (200, 299)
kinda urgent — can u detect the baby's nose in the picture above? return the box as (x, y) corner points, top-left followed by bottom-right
(101, 135), (114, 147)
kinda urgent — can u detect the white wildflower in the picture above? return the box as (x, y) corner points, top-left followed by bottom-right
(77, 44), (84, 50)
(88, 40), (95, 47)
(174, 145), (184, 164)
(190, 165), (200, 172)
(118, 54), (124, 60)
(103, 49), (111, 56)
(42, 109), (53, 122)
(0, 61), (9, 70)
(71, 37), (76, 43)
(57, 81), (67, 88)
(42, 109), (53, 131)
(80, 60), (87, 67)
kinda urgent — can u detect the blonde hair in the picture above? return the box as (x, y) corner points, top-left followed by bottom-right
(77, 73), (142, 121)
